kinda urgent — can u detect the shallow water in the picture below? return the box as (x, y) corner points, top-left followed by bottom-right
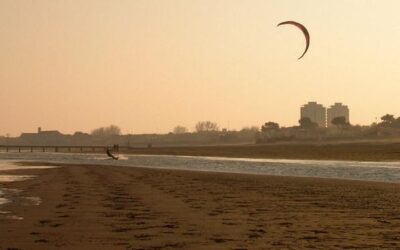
(1, 152), (400, 183)
(0, 162), (53, 219)
(0, 175), (34, 183)
(0, 190), (7, 205)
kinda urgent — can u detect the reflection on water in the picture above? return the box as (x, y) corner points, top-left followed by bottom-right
(0, 196), (7, 206)
(0, 165), (58, 171)
(23, 197), (41, 206)
(0, 175), (34, 182)
(0, 163), (52, 220)
(0, 189), (12, 219)
(0, 188), (42, 220)
(0, 211), (23, 220)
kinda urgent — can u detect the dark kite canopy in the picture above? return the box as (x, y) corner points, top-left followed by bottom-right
(277, 21), (310, 60)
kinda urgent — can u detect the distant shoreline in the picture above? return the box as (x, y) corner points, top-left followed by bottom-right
(1, 140), (400, 162)
(123, 141), (400, 162)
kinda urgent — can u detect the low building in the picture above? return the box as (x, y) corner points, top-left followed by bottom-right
(20, 127), (65, 145)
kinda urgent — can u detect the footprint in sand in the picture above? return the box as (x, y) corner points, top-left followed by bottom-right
(112, 227), (132, 233)
(39, 220), (51, 225)
(50, 223), (63, 228)
(55, 203), (67, 209)
(134, 233), (153, 241)
(34, 239), (48, 243)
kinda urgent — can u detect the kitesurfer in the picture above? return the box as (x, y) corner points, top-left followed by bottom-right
(106, 148), (119, 160)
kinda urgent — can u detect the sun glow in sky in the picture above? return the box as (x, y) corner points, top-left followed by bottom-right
(1, 0), (400, 135)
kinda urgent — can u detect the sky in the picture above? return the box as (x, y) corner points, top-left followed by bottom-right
(1, 0), (400, 136)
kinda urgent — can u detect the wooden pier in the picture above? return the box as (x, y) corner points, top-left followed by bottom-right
(0, 145), (125, 153)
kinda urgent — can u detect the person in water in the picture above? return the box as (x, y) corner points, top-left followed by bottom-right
(106, 148), (118, 160)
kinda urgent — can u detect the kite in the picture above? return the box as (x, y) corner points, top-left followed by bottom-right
(277, 21), (310, 59)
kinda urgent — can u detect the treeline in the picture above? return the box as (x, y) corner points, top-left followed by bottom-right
(2, 114), (400, 147)
(257, 114), (400, 143)
(0, 122), (259, 147)
(378, 114), (400, 128)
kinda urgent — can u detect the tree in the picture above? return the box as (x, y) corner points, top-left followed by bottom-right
(261, 122), (280, 132)
(241, 126), (260, 132)
(172, 126), (188, 134)
(298, 117), (318, 129)
(381, 114), (395, 125)
(331, 116), (349, 129)
(195, 121), (219, 133)
(394, 117), (400, 128)
(91, 125), (121, 137)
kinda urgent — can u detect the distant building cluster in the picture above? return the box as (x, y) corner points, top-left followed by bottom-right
(20, 127), (64, 143)
(300, 102), (349, 128)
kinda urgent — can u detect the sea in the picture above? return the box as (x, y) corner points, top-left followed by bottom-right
(1, 151), (400, 183)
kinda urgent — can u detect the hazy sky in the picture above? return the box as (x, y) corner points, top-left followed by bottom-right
(1, 0), (400, 135)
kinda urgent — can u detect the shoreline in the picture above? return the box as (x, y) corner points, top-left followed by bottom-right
(19, 160), (400, 185)
(1, 162), (400, 249)
(123, 142), (400, 162)
(14, 157), (400, 185)
(3, 140), (400, 162)
(5, 151), (400, 185)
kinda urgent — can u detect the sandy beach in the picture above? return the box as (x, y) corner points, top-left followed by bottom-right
(0, 162), (400, 249)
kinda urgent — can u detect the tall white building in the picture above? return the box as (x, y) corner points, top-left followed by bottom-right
(300, 102), (326, 128)
(327, 103), (349, 127)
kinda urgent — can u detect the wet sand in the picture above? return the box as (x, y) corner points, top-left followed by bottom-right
(1, 163), (400, 249)
(125, 142), (400, 161)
